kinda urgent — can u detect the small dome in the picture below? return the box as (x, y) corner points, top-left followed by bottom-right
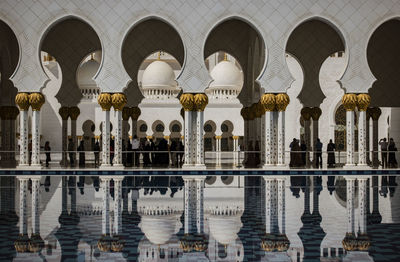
(141, 60), (177, 89)
(77, 59), (100, 88)
(209, 60), (243, 91)
(208, 214), (242, 245)
(139, 214), (181, 245)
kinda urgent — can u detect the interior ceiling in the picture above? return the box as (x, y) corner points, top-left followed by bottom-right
(204, 19), (265, 105)
(286, 19), (345, 107)
(367, 19), (400, 107)
(122, 19), (184, 107)
(0, 20), (19, 105)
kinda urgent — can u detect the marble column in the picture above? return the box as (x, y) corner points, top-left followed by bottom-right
(130, 107), (141, 138)
(69, 107), (80, 167)
(59, 107), (69, 167)
(261, 94), (276, 167)
(180, 94), (195, 166)
(311, 107), (322, 167)
(113, 176), (123, 235)
(0, 106), (19, 167)
(29, 93), (45, 167)
(358, 177), (368, 234)
(301, 107), (312, 167)
(31, 176), (41, 235)
(342, 94), (357, 166)
(357, 94), (371, 166)
(276, 94), (290, 166)
(98, 93), (112, 167)
(366, 109), (371, 165)
(122, 107), (130, 151)
(18, 177), (29, 236)
(194, 94), (208, 167)
(183, 178), (195, 234)
(15, 93), (30, 167)
(111, 93), (127, 167)
(345, 177), (356, 234)
(241, 107), (251, 166)
(370, 107), (381, 168)
(277, 177), (286, 234)
(215, 135), (221, 167)
(195, 178), (204, 234)
(232, 136), (239, 167)
(101, 177), (111, 235)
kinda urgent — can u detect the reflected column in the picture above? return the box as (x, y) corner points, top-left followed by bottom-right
(98, 177), (111, 252)
(15, 93), (30, 167)
(276, 94), (290, 166)
(111, 93), (127, 167)
(30, 176), (44, 252)
(342, 94), (357, 166)
(98, 93), (112, 168)
(357, 94), (371, 166)
(15, 176), (29, 252)
(29, 93), (45, 168)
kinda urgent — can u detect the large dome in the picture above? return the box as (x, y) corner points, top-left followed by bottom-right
(141, 60), (177, 89)
(77, 59), (100, 88)
(209, 60), (243, 91)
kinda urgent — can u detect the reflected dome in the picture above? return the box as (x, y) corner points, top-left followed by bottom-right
(139, 214), (181, 245)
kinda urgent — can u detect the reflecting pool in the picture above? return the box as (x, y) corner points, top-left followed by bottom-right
(0, 175), (399, 261)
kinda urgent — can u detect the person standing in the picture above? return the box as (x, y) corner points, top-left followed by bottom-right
(94, 141), (100, 168)
(388, 138), (397, 168)
(315, 138), (323, 168)
(68, 138), (75, 167)
(44, 141), (51, 167)
(327, 139), (336, 168)
(379, 138), (388, 168)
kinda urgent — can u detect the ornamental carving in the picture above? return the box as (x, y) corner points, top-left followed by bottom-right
(342, 94), (357, 111)
(260, 93), (276, 112)
(111, 93), (127, 111)
(193, 93), (208, 111)
(357, 94), (371, 111)
(300, 107), (312, 121)
(69, 106), (80, 120)
(58, 107), (69, 120)
(311, 107), (322, 121)
(275, 93), (290, 112)
(98, 93), (112, 111)
(29, 93), (45, 111)
(15, 93), (30, 111)
(122, 107), (131, 121)
(180, 93), (194, 111)
(131, 107), (141, 120)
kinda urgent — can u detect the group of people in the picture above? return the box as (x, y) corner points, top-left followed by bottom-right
(379, 138), (398, 168)
(124, 136), (184, 168)
(289, 138), (337, 168)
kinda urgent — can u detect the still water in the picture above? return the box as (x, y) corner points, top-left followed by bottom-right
(0, 175), (399, 262)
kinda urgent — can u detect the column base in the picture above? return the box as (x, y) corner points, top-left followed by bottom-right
(344, 164), (358, 169)
(356, 164), (371, 170)
(17, 164), (31, 170)
(30, 164), (42, 170)
(99, 164), (112, 170)
(182, 164), (206, 170)
(112, 164), (125, 170)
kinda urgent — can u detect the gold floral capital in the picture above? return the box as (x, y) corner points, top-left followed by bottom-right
(215, 135), (222, 139)
(232, 135), (239, 140)
(311, 107), (322, 121)
(59, 107), (69, 120)
(122, 107), (131, 121)
(275, 93), (290, 112)
(260, 93), (276, 112)
(193, 93), (208, 111)
(111, 93), (127, 111)
(342, 94), (357, 111)
(370, 107), (381, 121)
(180, 93), (194, 111)
(15, 93), (30, 111)
(357, 93), (370, 111)
(69, 106), (80, 120)
(98, 93), (112, 111)
(131, 107), (141, 120)
(0, 106), (19, 120)
(29, 93), (45, 111)
(301, 107), (312, 121)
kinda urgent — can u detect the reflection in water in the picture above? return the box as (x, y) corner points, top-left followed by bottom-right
(0, 175), (399, 261)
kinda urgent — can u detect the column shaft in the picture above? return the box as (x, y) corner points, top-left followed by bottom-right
(195, 111), (204, 166)
(184, 111), (192, 165)
(346, 178), (355, 233)
(264, 178), (273, 233)
(196, 179), (204, 234)
(263, 111), (274, 166)
(277, 178), (286, 234)
(101, 178), (110, 235)
(304, 119), (311, 167)
(346, 111), (355, 165)
(359, 178), (368, 234)
(113, 110), (123, 166)
(372, 119), (379, 167)
(102, 111), (111, 166)
(31, 110), (41, 166)
(19, 178), (28, 235)
(61, 119), (68, 166)
(277, 111), (285, 165)
(71, 119), (77, 165)
(312, 119), (319, 167)
(358, 111), (367, 165)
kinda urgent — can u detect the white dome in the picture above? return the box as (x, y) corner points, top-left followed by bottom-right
(208, 215), (242, 245)
(139, 214), (181, 245)
(209, 60), (243, 91)
(77, 59), (100, 88)
(141, 60), (177, 89)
